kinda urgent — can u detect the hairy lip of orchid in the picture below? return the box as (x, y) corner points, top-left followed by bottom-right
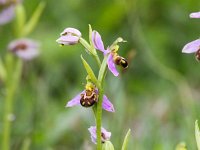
(80, 89), (98, 107)
(88, 126), (111, 144)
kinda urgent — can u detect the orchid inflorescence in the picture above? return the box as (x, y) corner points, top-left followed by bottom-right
(56, 25), (130, 149)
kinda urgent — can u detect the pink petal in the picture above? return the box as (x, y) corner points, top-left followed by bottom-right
(16, 48), (39, 60)
(102, 95), (115, 112)
(0, 5), (15, 25)
(8, 38), (40, 60)
(60, 27), (81, 37)
(189, 12), (200, 18)
(66, 90), (85, 107)
(182, 39), (200, 53)
(107, 54), (119, 76)
(56, 35), (79, 45)
(92, 30), (106, 52)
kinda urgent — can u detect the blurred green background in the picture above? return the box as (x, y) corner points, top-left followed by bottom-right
(0, 0), (200, 149)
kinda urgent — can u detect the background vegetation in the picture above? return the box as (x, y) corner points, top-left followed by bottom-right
(0, 0), (200, 149)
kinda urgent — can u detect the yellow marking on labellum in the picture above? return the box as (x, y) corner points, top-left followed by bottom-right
(121, 60), (126, 63)
(87, 101), (91, 105)
(82, 102), (85, 105)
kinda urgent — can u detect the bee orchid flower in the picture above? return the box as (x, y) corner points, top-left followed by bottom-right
(88, 126), (111, 144)
(66, 88), (115, 112)
(8, 38), (40, 60)
(92, 30), (128, 76)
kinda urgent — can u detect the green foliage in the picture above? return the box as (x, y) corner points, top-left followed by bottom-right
(121, 129), (131, 150)
(195, 120), (200, 150)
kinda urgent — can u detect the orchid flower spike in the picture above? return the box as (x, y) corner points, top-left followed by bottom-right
(56, 27), (82, 45)
(66, 82), (115, 112)
(8, 38), (40, 60)
(88, 126), (111, 144)
(182, 39), (200, 61)
(92, 30), (128, 76)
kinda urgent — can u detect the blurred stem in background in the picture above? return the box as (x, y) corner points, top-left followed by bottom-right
(2, 57), (22, 150)
(1, 2), (45, 150)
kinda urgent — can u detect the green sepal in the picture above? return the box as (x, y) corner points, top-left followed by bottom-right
(121, 129), (131, 150)
(102, 141), (115, 150)
(79, 38), (92, 55)
(110, 37), (126, 52)
(23, 1), (45, 36)
(80, 55), (100, 88)
(88, 24), (97, 54)
(98, 54), (108, 83)
(195, 120), (200, 150)
(0, 57), (6, 82)
(15, 3), (26, 37)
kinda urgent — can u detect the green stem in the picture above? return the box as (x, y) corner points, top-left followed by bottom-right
(96, 88), (103, 150)
(96, 56), (108, 150)
(2, 87), (14, 150)
(2, 59), (22, 150)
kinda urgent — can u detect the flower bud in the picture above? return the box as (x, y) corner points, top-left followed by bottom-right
(56, 27), (81, 45)
(88, 126), (111, 144)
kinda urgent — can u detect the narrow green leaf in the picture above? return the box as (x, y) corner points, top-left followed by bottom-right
(98, 54), (108, 82)
(15, 3), (26, 37)
(121, 129), (131, 150)
(195, 120), (200, 150)
(23, 1), (45, 36)
(89, 24), (93, 47)
(80, 55), (99, 88)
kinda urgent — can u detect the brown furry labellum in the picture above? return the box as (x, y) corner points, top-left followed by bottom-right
(195, 49), (200, 61)
(80, 90), (98, 107)
(114, 55), (128, 68)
